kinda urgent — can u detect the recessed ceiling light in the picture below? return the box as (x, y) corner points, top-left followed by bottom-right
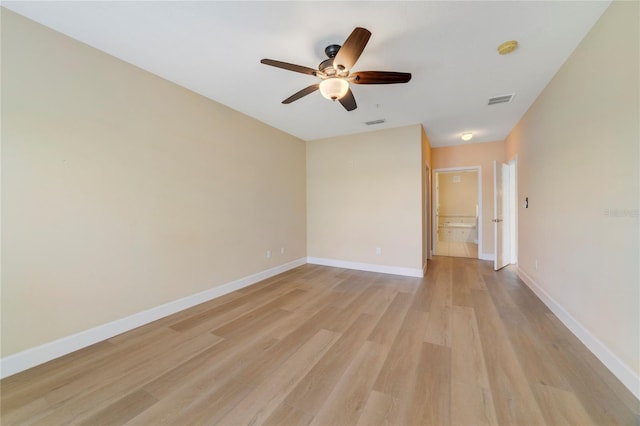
(498, 40), (518, 55)
(461, 132), (473, 141)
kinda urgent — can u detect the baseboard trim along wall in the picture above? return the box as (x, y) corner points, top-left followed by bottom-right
(307, 257), (424, 278)
(0, 258), (307, 379)
(479, 252), (495, 261)
(518, 267), (640, 400)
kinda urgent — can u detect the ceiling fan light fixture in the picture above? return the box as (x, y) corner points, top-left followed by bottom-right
(319, 78), (349, 101)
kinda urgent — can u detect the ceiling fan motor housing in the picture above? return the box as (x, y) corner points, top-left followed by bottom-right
(324, 44), (341, 58)
(319, 45), (349, 77)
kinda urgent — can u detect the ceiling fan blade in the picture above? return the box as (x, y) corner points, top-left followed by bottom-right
(334, 27), (371, 71)
(339, 88), (357, 111)
(350, 71), (412, 84)
(282, 84), (320, 104)
(261, 59), (318, 76)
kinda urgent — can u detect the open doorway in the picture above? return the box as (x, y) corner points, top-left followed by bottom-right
(433, 168), (481, 258)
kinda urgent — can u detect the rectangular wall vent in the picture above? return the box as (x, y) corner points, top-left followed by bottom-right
(364, 119), (386, 126)
(488, 94), (514, 105)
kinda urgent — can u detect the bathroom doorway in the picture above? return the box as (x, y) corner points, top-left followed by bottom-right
(433, 168), (480, 258)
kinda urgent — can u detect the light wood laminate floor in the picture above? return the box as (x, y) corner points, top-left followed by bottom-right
(435, 241), (478, 258)
(1, 258), (638, 425)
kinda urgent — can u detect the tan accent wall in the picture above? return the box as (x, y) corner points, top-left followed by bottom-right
(432, 141), (505, 256)
(307, 125), (423, 270)
(505, 1), (639, 376)
(438, 171), (478, 217)
(1, 9), (307, 356)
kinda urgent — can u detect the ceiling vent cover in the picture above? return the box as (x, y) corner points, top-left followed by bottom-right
(488, 94), (514, 105)
(365, 119), (386, 126)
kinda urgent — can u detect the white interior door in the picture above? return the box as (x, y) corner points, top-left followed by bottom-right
(493, 161), (509, 270)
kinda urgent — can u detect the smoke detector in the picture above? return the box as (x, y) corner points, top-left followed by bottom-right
(498, 40), (518, 55)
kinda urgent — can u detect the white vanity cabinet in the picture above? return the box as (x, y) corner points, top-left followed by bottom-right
(438, 216), (477, 242)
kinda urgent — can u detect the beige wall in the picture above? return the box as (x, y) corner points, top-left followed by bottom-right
(432, 141), (504, 257)
(1, 9), (307, 356)
(438, 171), (478, 217)
(505, 1), (639, 380)
(307, 125), (423, 270)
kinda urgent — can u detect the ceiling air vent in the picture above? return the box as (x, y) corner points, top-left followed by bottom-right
(488, 94), (514, 105)
(365, 119), (386, 126)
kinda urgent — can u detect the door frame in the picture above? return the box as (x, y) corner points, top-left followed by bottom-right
(432, 166), (482, 257)
(423, 163), (432, 273)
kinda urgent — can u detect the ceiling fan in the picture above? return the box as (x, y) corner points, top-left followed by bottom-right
(260, 27), (411, 112)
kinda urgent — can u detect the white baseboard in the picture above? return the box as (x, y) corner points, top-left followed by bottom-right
(518, 267), (640, 400)
(479, 252), (495, 261)
(307, 257), (424, 278)
(0, 258), (307, 379)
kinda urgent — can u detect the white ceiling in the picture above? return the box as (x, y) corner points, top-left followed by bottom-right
(3, 1), (610, 147)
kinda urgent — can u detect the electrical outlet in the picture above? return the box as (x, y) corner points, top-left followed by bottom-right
(375, 247), (382, 255)
(535, 259), (539, 270)
(266, 250), (271, 259)
(280, 247), (285, 255)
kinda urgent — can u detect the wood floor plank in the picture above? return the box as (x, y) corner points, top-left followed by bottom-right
(481, 270), (517, 309)
(2, 259), (637, 426)
(452, 262), (472, 307)
(284, 314), (378, 416)
(531, 382), (595, 425)
(355, 390), (400, 426)
(451, 306), (498, 426)
(471, 288), (547, 425)
(503, 321), (574, 391)
(230, 306), (342, 386)
(367, 291), (413, 345)
(452, 380), (499, 426)
(0, 340), (119, 417)
(0, 395), (50, 426)
(310, 340), (389, 425)
(37, 328), (207, 406)
(32, 332), (222, 425)
(359, 285), (399, 317)
(142, 334), (276, 400)
(543, 334), (639, 425)
(324, 286), (389, 334)
(127, 375), (254, 425)
(465, 262), (489, 290)
(398, 342), (451, 426)
(168, 281), (295, 333)
(218, 329), (340, 425)
(423, 267), (452, 347)
(263, 402), (314, 426)
(77, 389), (158, 426)
(266, 294), (341, 340)
(373, 308), (430, 398)
(451, 306), (492, 389)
